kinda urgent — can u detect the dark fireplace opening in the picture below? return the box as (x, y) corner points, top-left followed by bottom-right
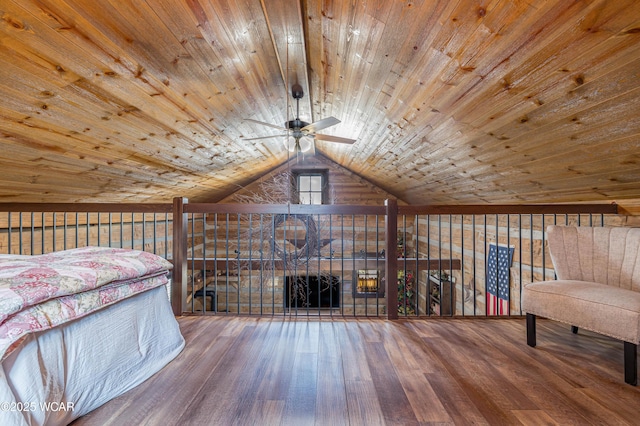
(286, 275), (340, 309)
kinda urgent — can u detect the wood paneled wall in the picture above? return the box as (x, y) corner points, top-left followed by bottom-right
(221, 154), (406, 206)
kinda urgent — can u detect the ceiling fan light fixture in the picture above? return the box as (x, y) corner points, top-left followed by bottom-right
(284, 136), (297, 152)
(298, 136), (312, 152)
(284, 135), (312, 153)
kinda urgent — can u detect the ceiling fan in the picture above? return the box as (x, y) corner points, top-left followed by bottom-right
(243, 84), (356, 153)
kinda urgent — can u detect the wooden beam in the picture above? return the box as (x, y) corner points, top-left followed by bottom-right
(260, 0), (312, 121)
(398, 204), (619, 216)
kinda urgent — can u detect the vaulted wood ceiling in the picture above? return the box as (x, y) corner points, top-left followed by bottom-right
(1, 0), (639, 206)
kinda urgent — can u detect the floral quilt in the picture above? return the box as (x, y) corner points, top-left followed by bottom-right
(0, 246), (173, 359)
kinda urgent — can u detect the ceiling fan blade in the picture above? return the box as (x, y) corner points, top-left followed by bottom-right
(244, 118), (287, 131)
(301, 116), (340, 133)
(242, 134), (288, 141)
(313, 134), (356, 144)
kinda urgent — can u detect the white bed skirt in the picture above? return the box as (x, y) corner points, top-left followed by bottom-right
(0, 285), (185, 426)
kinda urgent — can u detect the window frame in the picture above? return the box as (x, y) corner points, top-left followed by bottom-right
(293, 170), (328, 205)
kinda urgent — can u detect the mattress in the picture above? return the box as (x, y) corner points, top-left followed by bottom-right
(0, 285), (185, 425)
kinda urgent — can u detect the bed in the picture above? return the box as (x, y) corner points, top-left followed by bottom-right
(0, 246), (185, 425)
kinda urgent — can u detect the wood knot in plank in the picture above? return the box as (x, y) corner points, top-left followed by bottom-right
(3, 15), (26, 30)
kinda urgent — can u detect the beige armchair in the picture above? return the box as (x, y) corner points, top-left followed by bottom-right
(522, 225), (640, 385)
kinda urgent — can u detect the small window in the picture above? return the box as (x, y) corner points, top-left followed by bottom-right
(296, 172), (326, 205)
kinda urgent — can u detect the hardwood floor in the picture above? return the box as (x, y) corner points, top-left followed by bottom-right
(73, 316), (640, 425)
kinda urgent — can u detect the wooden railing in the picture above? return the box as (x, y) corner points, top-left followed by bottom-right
(0, 200), (620, 319)
(395, 203), (619, 318)
(0, 203), (173, 256)
(171, 198), (619, 318)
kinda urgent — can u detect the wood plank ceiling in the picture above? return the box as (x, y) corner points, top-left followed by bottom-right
(0, 0), (639, 206)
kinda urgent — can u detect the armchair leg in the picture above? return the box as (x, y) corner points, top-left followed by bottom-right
(624, 341), (637, 386)
(526, 313), (536, 347)
(571, 326), (578, 334)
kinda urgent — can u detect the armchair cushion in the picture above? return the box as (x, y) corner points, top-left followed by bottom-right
(523, 280), (640, 343)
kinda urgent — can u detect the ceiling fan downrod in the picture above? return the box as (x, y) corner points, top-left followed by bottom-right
(286, 84), (309, 133)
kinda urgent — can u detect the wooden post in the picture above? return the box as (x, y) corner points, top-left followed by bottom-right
(171, 197), (188, 316)
(385, 199), (398, 320)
